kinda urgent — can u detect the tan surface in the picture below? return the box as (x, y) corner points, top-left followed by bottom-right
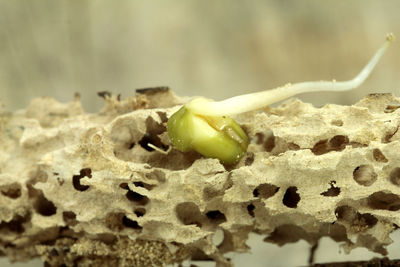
(0, 90), (399, 266)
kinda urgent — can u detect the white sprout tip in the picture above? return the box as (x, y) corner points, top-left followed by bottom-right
(147, 143), (170, 155)
(386, 33), (395, 42)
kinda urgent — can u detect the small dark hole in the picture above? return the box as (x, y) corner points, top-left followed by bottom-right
(119, 183), (129, 190)
(382, 126), (399, 143)
(138, 132), (169, 152)
(134, 208), (146, 217)
(335, 205), (356, 221)
(35, 193), (57, 216)
(27, 184), (57, 216)
(175, 202), (203, 227)
(253, 189), (259, 197)
(359, 213), (378, 228)
(353, 165), (377, 186)
(264, 134), (275, 152)
(72, 176), (89, 191)
(312, 136), (349, 155)
(122, 216), (142, 230)
(335, 205), (378, 230)
(288, 143), (300, 150)
(49, 248), (59, 257)
(97, 91), (112, 99)
(105, 212), (124, 231)
(120, 183), (150, 205)
(245, 153), (254, 166)
(282, 186), (300, 208)
(62, 211), (77, 226)
(389, 167), (400, 186)
(331, 120), (343, 126)
(139, 134), (156, 151)
(1, 183), (22, 199)
(329, 135), (349, 151)
(372, 149), (388, 163)
(80, 168), (92, 178)
(0, 214), (29, 233)
(72, 168), (92, 191)
(253, 184), (279, 199)
(96, 233), (117, 245)
(368, 191), (400, 211)
(320, 181), (341, 197)
(384, 104), (400, 113)
(57, 177), (64, 186)
(311, 140), (329, 155)
(247, 204), (255, 217)
(135, 86), (169, 94)
(255, 133), (264, 145)
(126, 191), (149, 205)
(128, 142), (135, 149)
(205, 210), (227, 225)
(133, 182), (145, 188)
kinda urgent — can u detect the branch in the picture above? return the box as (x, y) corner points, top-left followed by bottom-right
(0, 89), (399, 267)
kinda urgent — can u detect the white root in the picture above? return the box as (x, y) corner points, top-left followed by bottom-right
(147, 143), (171, 155)
(186, 33), (395, 116)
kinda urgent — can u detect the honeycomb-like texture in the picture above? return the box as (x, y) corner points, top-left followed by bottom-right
(0, 89), (399, 266)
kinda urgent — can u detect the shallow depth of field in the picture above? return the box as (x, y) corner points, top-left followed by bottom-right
(0, 1), (399, 266)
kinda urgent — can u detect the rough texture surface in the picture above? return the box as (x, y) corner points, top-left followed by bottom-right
(313, 257), (400, 267)
(0, 89), (399, 267)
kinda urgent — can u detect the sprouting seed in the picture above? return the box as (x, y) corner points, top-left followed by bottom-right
(168, 34), (394, 164)
(167, 106), (248, 164)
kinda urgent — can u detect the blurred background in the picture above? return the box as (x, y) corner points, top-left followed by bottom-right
(0, 0), (399, 112)
(0, 0), (399, 266)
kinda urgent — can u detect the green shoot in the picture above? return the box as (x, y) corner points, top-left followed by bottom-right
(167, 34), (394, 164)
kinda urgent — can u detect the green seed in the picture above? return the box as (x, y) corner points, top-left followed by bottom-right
(167, 106), (249, 164)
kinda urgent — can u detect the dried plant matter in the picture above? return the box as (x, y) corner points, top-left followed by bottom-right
(0, 89), (399, 267)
